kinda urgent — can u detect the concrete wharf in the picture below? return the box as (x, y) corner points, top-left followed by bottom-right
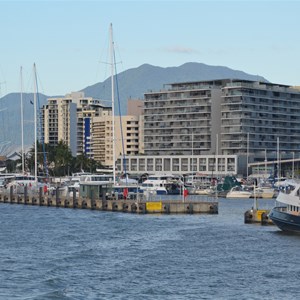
(0, 186), (218, 215)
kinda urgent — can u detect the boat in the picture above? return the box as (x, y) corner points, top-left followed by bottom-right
(79, 174), (114, 199)
(268, 180), (300, 233)
(139, 174), (182, 195)
(216, 175), (242, 197)
(185, 173), (216, 187)
(226, 186), (252, 199)
(67, 172), (93, 196)
(112, 184), (142, 200)
(184, 173), (217, 195)
(194, 187), (215, 195)
(0, 173), (50, 194)
(255, 186), (275, 199)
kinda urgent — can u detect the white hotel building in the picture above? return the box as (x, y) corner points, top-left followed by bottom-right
(117, 79), (300, 177)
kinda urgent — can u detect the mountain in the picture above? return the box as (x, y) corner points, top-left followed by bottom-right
(0, 93), (48, 155)
(81, 62), (268, 114)
(0, 62), (268, 154)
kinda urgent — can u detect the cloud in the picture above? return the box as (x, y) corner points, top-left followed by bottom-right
(162, 46), (200, 54)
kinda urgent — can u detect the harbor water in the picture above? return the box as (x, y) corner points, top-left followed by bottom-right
(0, 198), (300, 300)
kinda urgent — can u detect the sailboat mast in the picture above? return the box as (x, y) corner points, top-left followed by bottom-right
(191, 131), (194, 179)
(20, 66), (25, 174)
(264, 148), (267, 179)
(110, 23), (116, 185)
(247, 132), (249, 179)
(277, 137), (280, 181)
(33, 63), (38, 181)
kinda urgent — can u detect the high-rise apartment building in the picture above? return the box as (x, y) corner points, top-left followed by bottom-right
(221, 80), (300, 161)
(143, 80), (223, 156)
(72, 93), (111, 157)
(42, 96), (77, 155)
(91, 115), (141, 167)
(42, 92), (111, 157)
(143, 79), (300, 164)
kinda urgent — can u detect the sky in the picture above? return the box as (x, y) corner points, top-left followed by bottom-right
(0, 0), (300, 97)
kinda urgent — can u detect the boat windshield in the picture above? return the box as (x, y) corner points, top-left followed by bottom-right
(279, 185), (296, 195)
(142, 183), (153, 187)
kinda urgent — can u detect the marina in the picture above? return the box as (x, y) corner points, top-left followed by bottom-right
(0, 3), (300, 299)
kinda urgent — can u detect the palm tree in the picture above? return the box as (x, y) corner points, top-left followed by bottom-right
(27, 141), (52, 176)
(75, 154), (89, 172)
(53, 141), (73, 176)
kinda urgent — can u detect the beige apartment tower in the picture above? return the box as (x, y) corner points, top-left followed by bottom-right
(92, 115), (141, 167)
(42, 92), (111, 157)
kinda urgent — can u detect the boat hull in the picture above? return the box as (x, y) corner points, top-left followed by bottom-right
(226, 192), (252, 199)
(269, 207), (300, 233)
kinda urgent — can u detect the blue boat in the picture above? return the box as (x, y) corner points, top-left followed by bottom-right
(269, 180), (300, 233)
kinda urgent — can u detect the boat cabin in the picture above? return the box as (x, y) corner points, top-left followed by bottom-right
(79, 174), (114, 199)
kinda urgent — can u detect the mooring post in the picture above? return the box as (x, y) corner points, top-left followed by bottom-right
(24, 185), (28, 204)
(39, 186), (43, 204)
(10, 185), (13, 203)
(72, 187), (76, 208)
(56, 187), (60, 205)
(91, 190), (95, 210)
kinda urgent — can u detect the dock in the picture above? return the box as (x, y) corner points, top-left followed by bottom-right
(244, 195), (274, 225)
(0, 187), (218, 215)
(244, 208), (273, 225)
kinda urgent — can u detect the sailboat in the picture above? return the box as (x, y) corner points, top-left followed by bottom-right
(109, 23), (116, 186)
(8, 64), (46, 194)
(108, 23), (139, 198)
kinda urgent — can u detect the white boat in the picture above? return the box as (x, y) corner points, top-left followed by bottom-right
(185, 173), (217, 193)
(80, 174), (114, 185)
(194, 187), (215, 195)
(79, 174), (114, 199)
(67, 172), (93, 197)
(255, 187), (275, 199)
(139, 174), (182, 195)
(68, 180), (80, 197)
(226, 186), (252, 199)
(3, 174), (41, 194)
(112, 184), (141, 200)
(269, 180), (300, 233)
(0, 174), (15, 191)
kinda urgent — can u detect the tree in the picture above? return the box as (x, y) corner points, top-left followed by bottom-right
(75, 154), (89, 172)
(53, 141), (73, 176)
(5, 159), (17, 173)
(27, 141), (54, 176)
(23, 140), (105, 177)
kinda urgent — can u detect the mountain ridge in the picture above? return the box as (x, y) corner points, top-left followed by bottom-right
(81, 62), (267, 114)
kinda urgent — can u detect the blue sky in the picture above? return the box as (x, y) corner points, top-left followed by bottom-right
(0, 0), (299, 96)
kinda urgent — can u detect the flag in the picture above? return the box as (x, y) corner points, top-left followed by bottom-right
(123, 188), (128, 199)
(183, 188), (188, 198)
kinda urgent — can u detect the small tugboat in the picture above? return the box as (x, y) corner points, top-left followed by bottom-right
(269, 180), (300, 233)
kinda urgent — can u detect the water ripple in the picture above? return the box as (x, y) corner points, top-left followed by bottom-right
(0, 200), (300, 299)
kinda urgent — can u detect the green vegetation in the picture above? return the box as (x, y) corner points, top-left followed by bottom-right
(8, 141), (104, 177)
